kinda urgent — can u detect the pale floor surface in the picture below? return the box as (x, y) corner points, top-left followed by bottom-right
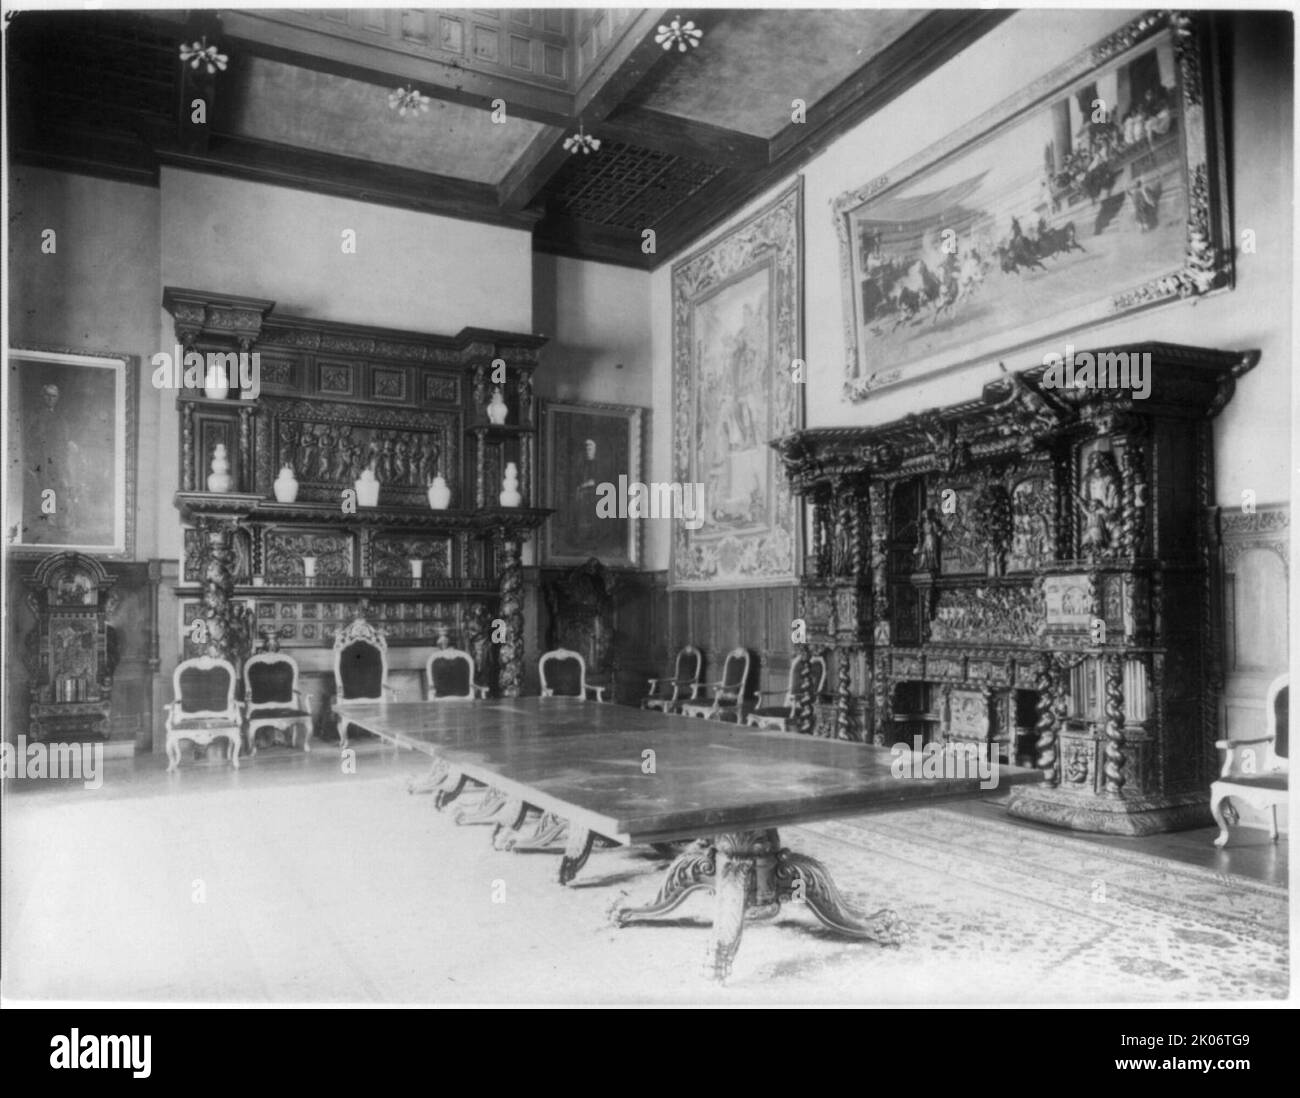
(1, 738), (1289, 1005)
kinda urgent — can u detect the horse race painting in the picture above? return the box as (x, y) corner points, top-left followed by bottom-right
(835, 10), (1231, 398)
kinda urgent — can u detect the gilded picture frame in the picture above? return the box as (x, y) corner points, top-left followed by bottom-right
(834, 10), (1231, 398)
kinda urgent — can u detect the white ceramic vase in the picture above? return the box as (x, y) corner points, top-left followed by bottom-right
(486, 388), (509, 425)
(427, 475), (451, 510)
(499, 462), (521, 508)
(355, 467), (381, 508)
(273, 465), (299, 503)
(203, 366), (230, 401)
(207, 444), (232, 493)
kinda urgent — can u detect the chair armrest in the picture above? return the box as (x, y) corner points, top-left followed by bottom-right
(382, 682), (397, 702)
(295, 690), (315, 714)
(585, 684), (607, 702)
(472, 683), (490, 700)
(1216, 737), (1275, 748)
(646, 677), (663, 691)
(1216, 738), (1281, 779)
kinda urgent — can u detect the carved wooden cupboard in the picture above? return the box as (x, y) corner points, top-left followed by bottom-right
(163, 288), (548, 699)
(774, 343), (1259, 834)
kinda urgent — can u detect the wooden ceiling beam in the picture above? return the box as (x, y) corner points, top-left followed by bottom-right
(156, 134), (541, 231)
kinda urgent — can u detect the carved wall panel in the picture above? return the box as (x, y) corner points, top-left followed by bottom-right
(930, 586), (1041, 645)
(263, 530), (353, 582)
(372, 535), (453, 580)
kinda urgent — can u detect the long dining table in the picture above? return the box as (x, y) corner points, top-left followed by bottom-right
(341, 697), (1042, 981)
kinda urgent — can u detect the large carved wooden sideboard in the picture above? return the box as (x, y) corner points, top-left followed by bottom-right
(163, 288), (549, 699)
(773, 342), (1259, 834)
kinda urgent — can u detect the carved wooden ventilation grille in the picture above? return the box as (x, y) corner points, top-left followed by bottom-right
(548, 141), (723, 230)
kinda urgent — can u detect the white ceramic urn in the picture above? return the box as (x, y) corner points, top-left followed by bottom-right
(427, 475), (451, 510)
(499, 462), (521, 508)
(273, 464), (299, 503)
(207, 444), (232, 493)
(355, 466), (381, 508)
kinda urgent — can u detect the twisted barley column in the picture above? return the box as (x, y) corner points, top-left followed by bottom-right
(497, 536), (524, 697)
(1034, 655), (1058, 786)
(1102, 654), (1126, 796)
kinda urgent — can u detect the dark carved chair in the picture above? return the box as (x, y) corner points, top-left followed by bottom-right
(425, 648), (488, 700)
(539, 648), (606, 702)
(680, 648), (752, 722)
(244, 652), (314, 755)
(1212, 674), (1289, 847)
(331, 618), (395, 748)
(746, 653), (829, 733)
(641, 645), (703, 715)
(165, 656), (242, 772)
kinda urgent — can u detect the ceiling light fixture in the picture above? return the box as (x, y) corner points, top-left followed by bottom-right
(178, 37), (228, 75)
(563, 123), (601, 155)
(655, 16), (703, 52)
(387, 85), (430, 116)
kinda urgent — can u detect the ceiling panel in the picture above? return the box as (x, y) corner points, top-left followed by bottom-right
(228, 57), (548, 185)
(635, 8), (929, 138)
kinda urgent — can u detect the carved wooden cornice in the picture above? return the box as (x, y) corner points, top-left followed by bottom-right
(162, 287), (547, 367)
(773, 343), (1260, 489)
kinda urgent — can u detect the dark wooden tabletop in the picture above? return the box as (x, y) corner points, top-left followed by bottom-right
(342, 699), (1042, 844)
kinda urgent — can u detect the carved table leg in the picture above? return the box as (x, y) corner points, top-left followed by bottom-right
(504, 810), (569, 852)
(453, 787), (507, 826)
(615, 829), (911, 983)
(558, 826), (599, 886)
(490, 799), (531, 850)
(408, 757), (451, 796)
(433, 768), (473, 811)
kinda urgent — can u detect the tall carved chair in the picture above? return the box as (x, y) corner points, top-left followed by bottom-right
(331, 618), (395, 748)
(680, 648), (752, 722)
(746, 653), (829, 734)
(164, 656), (242, 772)
(425, 648), (489, 700)
(539, 648), (606, 702)
(244, 651), (314, 755)
(641, 645), (703, 715)
(1212, 674), (1289, 847)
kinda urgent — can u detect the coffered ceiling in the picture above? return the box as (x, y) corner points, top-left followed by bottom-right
(6, 7), (1012, 269)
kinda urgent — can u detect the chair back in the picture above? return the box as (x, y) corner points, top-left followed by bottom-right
(718, 648), (751, 702)
(675, 645), (703, 689)
(245, 652), (299, 707)
(540, 648), (586, 697)
(1267, 674), (1289, 762)
(426, 648), (476, 700)
(785, 653), (828, 707)
(174, 656), (237, 715)
(334, 618), (389, 702)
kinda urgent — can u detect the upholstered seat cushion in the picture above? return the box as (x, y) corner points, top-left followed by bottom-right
(170, 716), (239, 731)
(247, 706), (309, 720)
(1218, 773), (1288, 792)
(749, 706), (792, 719)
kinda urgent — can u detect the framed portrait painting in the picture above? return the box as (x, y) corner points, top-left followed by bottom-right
(5, 348), (138, 557)
(671, 179), (803, 588)
(834, 9), (1231, 397)
(541, 401), (644, 569)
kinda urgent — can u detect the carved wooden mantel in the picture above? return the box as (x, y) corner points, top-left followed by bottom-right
(164, 288), (550, 698)
(773, 342), (1260, 835)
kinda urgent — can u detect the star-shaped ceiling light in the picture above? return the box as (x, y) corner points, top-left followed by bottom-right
(562, 123), (601, 155)
(179, 37), (228, 75)
(654, 17), (703, 52)
(387, 85), (431, 116)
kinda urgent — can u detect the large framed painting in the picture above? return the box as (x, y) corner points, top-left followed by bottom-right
(5, 348), (138, 557)
(835, 9), (1230, 398)
(541, 400), (644, 569)
(671, 179), (803, 588)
